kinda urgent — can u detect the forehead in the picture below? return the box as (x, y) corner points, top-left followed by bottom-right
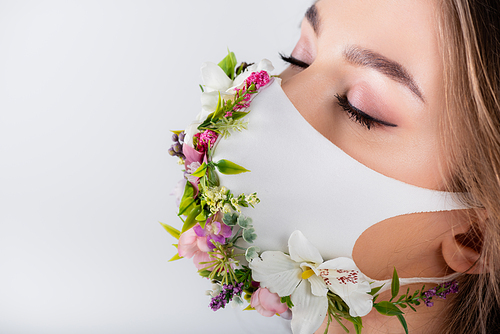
(314, 0), (443, 105)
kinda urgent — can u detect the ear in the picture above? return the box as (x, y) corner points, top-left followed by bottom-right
(441, 210), (486, 274)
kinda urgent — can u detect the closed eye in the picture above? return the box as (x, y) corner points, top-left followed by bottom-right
(335, 94), (397, 130)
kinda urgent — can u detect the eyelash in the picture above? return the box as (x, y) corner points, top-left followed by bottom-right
(335, 94), (381, 130)
(280, 53), (310, 69)
(281, 53), (397, 130)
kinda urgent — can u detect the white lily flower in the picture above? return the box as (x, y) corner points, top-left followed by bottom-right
(250, 231), (373, 334)
(200, 61), (233, 93)
(184, 122), (201, 148)
(199, 62), (235, 117)
(198, 58), (275, 117)
(199, 90), (234, 120)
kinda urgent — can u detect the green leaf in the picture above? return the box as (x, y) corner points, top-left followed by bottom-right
(229, 111), (250, 120)
(182, 205), (202, 232)
(397, 314), (409, 334)
(373, 301), (404, 316)
(168, 253), (183, 262)
(198, 113), (215, 129)
(350, 317), (363, 327)
(245, 246), (260, 262)
(369, 285), (384, 296)
(280, 296), (294, 308)
(195, 209), (208, 222)
(191, 163), (207, 177)
(198, 269), (211, 278)
(178, 182), (195, 216)
(243, 305), (255, 311)
(354, 323), (362, 334)
(199, 84), (204, 93)
(207, 165), (220, 187)
(171, 130), (183, 135)
(160, 222), (180, 240)
(391, 267), (400, 300)
(223, 212), (238, 226)
(218, 50), (237, 80)
(212, 93), (225, 120)
(242, 227), (257, 243)
(215, 159), (250, 175)
(237, 216), (253, 228)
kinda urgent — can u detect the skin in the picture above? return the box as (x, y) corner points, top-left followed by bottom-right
(279, 0), (480, 332)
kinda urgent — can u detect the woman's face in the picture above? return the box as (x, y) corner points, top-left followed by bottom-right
(281, 0), (446, 190)
(280, 0), (473, 282)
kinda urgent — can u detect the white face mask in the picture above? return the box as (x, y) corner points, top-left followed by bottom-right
(212, 78), (465, 261)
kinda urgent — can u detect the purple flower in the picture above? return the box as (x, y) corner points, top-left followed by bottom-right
(209, 283), (244, 311)
(422, 280), (459, 307)
(194, 218), (232, 250)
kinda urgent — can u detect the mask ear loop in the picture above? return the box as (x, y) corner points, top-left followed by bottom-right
(360, 208), (485, 293)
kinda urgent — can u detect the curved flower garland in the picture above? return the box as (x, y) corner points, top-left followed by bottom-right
(162, 51), (458, 334)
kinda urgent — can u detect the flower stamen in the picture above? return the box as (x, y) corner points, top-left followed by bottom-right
(301, 268), (315, 280)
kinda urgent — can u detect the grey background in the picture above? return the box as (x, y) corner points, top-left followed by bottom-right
(0, 0), (312, 333)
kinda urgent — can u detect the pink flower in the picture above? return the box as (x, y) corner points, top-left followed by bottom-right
(182, 144), (206, 195)
(251, 287), (291, 319)
(177, 227), (212, 270)
(193, 219), (232, 250)
(194, 129), (218, 153)
(245, 70), (270, 89)
(186, 161), (201, 185)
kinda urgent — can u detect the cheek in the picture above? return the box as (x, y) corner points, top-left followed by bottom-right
(281, 67), (344, 142)
(282, 72), (447, 190)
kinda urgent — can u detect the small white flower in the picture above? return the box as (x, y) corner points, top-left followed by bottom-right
(223, 203), (232, 213)
(230, 197), (241, 213)
(250, 231), (373, 334)
(230, 295), (244, 309)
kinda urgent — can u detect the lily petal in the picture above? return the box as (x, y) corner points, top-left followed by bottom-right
(318, 258), (373, 317)
(201, 62), (233, 93)
(343, 281), (373, 317)
(290, 279), (328, 334)
(183, 124), (201, 150)
(250, 251), (302, 297)
(318, 257), (360, 271)
(288, 231), (323, 265)
(308, 274), (328, 297)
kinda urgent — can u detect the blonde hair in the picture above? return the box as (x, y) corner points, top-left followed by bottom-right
(438, 0), (500, 332)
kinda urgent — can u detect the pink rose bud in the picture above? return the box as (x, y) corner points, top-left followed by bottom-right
(250, 287), (289, 317)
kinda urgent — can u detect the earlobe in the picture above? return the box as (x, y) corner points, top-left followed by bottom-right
(441, 213), (485, 274)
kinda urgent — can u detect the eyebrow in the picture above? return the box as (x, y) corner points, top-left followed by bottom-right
(343, 46), (425, 102)
(305, 3), (425, 103)
(305, 3), (320, 34)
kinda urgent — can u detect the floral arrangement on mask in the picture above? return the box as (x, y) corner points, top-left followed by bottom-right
(162, 51), (459, 334)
